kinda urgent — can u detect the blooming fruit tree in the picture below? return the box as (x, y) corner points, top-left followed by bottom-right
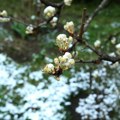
(0, 0), (120, 119)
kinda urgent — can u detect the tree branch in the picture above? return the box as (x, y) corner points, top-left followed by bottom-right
(84, 0), (109, 31)
(79, 8), (87, 39)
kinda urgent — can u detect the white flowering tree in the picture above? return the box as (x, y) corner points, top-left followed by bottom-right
(0, 0), (120, 120)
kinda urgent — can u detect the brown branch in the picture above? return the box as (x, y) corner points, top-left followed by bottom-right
(76, 54), (120, 64)
(100, 54), (120, 63)
(79, 8), (87, 39)
(76, 59), (101, 64)
(84, 0), (109, 31)
(83, 40), (102, 56)
(72, 0), (112, 62)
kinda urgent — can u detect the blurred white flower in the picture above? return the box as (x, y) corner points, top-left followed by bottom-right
(109, 52), (116, 57)
(64, 0), (73, 6)
(92, 70), (99, 78)
(25, 24), (34, 34)
(115, 43), (120, 55)
(115, 43), (120, 51)
(31, 15), (36, 20)
(50, 17), (58, 27)
(43, 63), (55, 74)
(94, 40), (101, 48)
(0, 10), (8, 17)
(0, 10), (10, 22)
(111, 37), (116, 44)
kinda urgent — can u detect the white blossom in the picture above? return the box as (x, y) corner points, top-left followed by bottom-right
(50, 17), (58, 27)
(64, 21), (74, 34)
(43, 6), (56, 19)
(56, 34), (73, 51)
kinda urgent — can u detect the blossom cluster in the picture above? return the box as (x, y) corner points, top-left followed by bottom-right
(43, 52), (75, 75)
(56, 34), (73, 51)
(43, 6), (58, 27)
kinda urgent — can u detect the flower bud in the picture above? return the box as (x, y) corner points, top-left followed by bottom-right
(68, 36), (73, 43)
(60, 56), (68, 63)
(43, 63), (55, 74)
(50, 17), (58, 27)
(68, 59), (75, 66)
(25, 24), (34, 34)
(64, 21), (74, 34)
(43, 6), (56, 19)
(64, 0), (73, 6)
(92, 71), (99, 78)
(94, 40), (101, 48)
(111, 37), (116, 44)
(54, 58), (59, 65)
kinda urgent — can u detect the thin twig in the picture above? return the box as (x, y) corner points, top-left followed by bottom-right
(83, 40), (102, 56)
(79, 8), (87, 39)
(10, 17), (29, 26)
(76, 59), (101, 64)
(84, 0), (109, 31)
